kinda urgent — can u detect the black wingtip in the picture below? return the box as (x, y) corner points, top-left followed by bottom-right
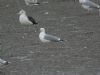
(4, 61), (9, 65)
(34, 22), (38, 24)
(36, 2), (40, 4)
(60, 39), (64, 42)
(33, 22), (38, 25)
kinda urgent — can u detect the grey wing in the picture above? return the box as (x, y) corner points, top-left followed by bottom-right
(44, 34), (60, 42)
(83, 1), (100, 9)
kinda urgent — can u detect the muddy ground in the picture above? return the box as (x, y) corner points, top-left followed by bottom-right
(0, 0), (100, 75)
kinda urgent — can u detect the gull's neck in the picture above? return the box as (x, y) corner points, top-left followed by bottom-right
(41, 31), (46, 34)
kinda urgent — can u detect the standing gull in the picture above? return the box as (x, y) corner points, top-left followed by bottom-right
(18, 9), (38, 38)
(39, 28), (63, 43)
(79, 0), (100, 15)
(18, 9), (38, 25)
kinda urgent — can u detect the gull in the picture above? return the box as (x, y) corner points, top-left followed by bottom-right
(39, 28), (63, 43)
(79, 0), (100, 15)
(0, 58), (9, 65)
(24, 0), (40, 6)
(18, 9), (38, 25)
(18, 9), (38, 38)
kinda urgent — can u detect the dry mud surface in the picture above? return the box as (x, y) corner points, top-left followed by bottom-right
(0, 0), (100, 75)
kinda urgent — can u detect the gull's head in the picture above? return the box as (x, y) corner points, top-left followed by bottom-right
(18, 9), (26, 15)
(40, 28), (45, 32)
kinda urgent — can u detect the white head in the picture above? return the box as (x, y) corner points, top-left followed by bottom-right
(40, 28), (45, 32)
(18, 9), (26, 15)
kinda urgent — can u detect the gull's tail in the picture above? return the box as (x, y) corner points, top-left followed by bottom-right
(34, 22), (38, 24)
(59, 39), (64, 42)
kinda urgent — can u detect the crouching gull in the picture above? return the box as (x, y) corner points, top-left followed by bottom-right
(0, 58), (9, 65)
(18, 9), (38, 25)
(24, 0), (40, 6)
(79, 0), (100, 15)
(39, 28), (64, 43)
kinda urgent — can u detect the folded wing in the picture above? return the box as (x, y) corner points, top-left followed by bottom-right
(44, 34), (61, 42)
(83, 0), (100, 9)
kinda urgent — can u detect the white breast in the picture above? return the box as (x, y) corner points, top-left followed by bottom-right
(19, 14), (32, 25)
(39, 32), (50, 43)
